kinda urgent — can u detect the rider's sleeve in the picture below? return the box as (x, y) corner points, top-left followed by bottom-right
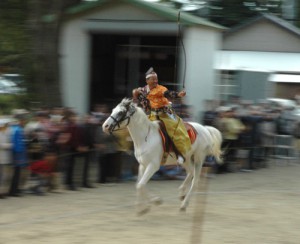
(132, 88), (140, 100)
(132, 87), (150, 111)
(164, 90), (180, 99)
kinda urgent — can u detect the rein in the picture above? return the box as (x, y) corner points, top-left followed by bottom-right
(108, 105), (136, 133)
(144, 125), (151, 142)
(109, 104), (151, 143)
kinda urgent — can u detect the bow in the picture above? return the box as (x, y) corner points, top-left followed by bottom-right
(174, 10), (187, 90)
(174, 11), (187, 118)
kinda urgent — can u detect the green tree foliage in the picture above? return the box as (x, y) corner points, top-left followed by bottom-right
(0, 1), (32, 112)
(0, 0), (82, 109)
(166, 0), (284, 27)
(155, 1), (296, 28)
(208, 0), (260, 27)
(0, 0), (29, 72)
(0, 94), (29, 115)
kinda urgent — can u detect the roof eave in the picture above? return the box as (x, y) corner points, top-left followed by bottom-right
(44, 0), (226, 31)
(224, 13), (300, 38)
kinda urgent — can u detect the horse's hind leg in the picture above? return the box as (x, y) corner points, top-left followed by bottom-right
(178, 163), (193, 200)
(136, 162), (160, 215)
(180, 160), (203, 212)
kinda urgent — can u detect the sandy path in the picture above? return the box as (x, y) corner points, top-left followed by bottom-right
(1, 162), (300, 244)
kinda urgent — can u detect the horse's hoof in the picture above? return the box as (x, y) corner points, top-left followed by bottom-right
(137, 207), (150, 216)
(151, 197), (163, 206)
(179, 206), (186, 212)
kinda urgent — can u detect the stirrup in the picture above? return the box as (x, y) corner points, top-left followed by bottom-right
(177, 155), (185, 165)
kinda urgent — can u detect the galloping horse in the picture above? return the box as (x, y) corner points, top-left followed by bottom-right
(102, 98), (222, 214)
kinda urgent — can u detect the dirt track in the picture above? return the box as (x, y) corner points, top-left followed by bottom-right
(1, 161), (300, 244)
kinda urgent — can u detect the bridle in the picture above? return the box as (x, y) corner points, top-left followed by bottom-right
(108, 103), (136, 133)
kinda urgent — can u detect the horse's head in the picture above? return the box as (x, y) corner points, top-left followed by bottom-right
(102, 98), (136, 134)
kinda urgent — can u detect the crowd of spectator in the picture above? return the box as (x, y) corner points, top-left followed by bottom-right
(0, 104), (137, 199)
(202, 96), (300, 174)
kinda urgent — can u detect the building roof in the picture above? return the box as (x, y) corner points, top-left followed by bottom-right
(225, 13), (300, 38)
(45, 0), (225, 30)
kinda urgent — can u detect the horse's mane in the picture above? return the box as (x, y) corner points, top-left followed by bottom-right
(120, 97), (133, 105)
(120, 98), (142, 114)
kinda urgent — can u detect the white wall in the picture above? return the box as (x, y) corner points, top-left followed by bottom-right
(60, 20), (90, 114)
(182, 27), (222, 121)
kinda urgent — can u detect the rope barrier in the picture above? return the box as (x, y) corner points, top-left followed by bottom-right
(31, 143), (291, 162)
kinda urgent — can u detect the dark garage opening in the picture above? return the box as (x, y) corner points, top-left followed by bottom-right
(90, 34), (177, 110)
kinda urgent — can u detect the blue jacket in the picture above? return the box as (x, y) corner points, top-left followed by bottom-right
(11, 124), (27, 166)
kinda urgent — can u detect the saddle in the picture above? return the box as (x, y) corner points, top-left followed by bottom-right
(158, 121), (197, 164)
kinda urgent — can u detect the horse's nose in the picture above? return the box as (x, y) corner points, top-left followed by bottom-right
(102, 122), (111, 134)
(102, 122), (108, 132)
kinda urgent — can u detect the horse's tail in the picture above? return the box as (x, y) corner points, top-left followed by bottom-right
(205, 126), (223, 164)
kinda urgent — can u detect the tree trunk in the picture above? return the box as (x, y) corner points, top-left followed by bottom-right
(27, 0), (82, 108)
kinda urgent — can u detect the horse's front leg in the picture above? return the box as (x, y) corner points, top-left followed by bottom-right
(136, 162), (160, 215)
(136, 164), (147, 213)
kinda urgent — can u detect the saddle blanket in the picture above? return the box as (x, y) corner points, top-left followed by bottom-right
(159, 122), (197, 155)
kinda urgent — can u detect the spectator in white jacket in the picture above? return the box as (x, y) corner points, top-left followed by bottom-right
(0, 118), (13, 198)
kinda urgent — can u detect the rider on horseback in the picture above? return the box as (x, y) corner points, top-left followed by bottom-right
(132, 67), (191, 164)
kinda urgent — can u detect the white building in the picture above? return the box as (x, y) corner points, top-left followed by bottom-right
(59, 0), (224, 120)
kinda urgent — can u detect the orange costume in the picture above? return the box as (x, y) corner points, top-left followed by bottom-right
(146, 85), (169, 109)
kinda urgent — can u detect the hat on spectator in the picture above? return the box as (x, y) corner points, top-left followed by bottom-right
(217, 106), (232, 112)
(11, 109), (29, 120)
(50, 115), (64, 124)
(35, 111), (49, 118)
(0, 118), (12, 127)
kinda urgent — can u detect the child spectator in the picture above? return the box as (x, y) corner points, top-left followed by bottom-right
(28, 151), (57, 195)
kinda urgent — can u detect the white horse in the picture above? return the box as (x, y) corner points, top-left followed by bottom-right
(102, 98), (222, 214)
